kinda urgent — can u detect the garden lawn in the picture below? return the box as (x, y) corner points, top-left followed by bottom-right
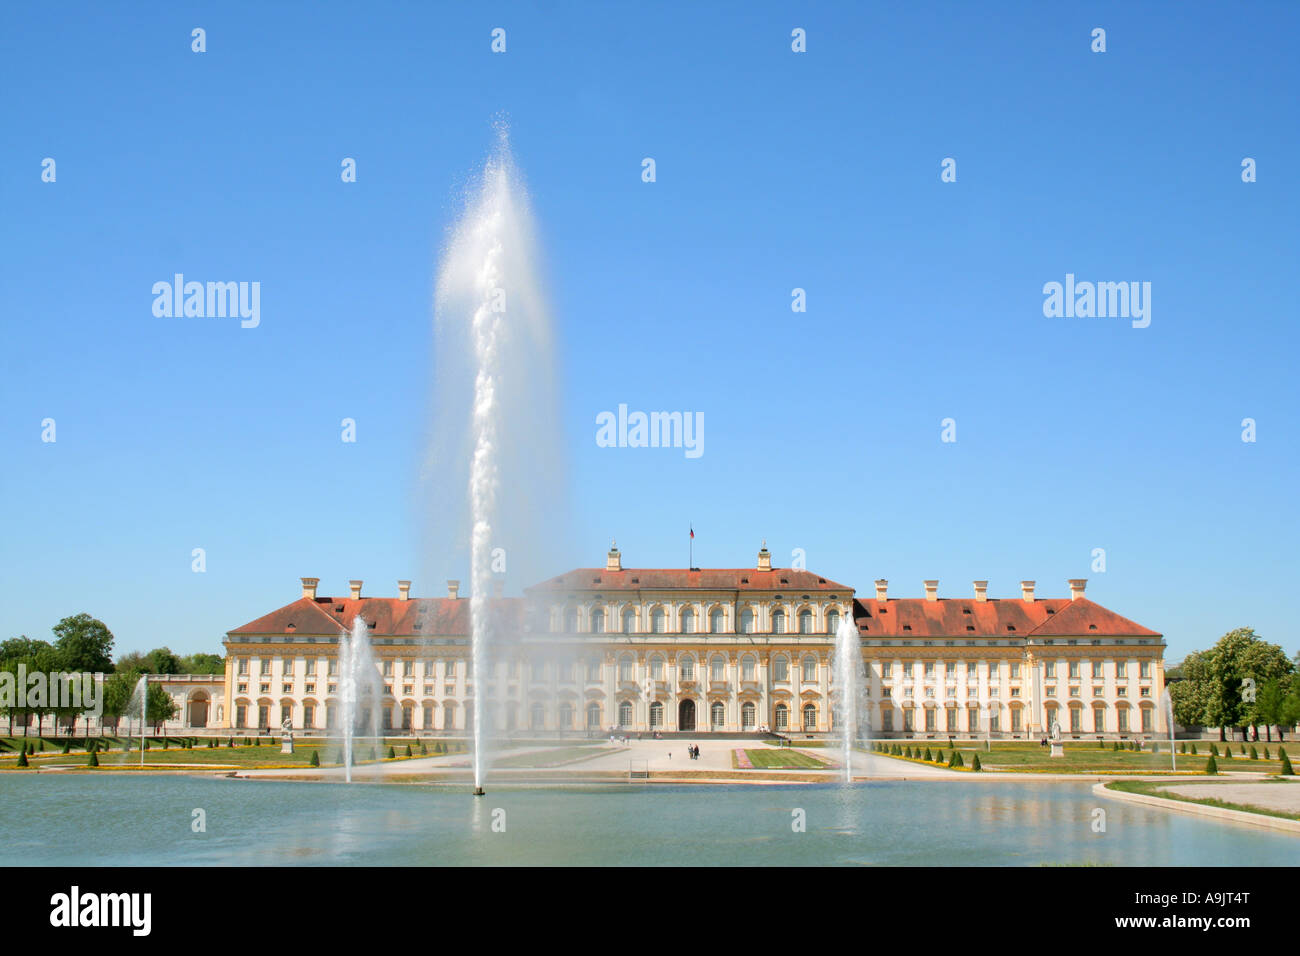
(741, 749), (828, 770)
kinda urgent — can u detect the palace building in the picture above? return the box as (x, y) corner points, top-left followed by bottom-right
(212, 543), (1168, 740)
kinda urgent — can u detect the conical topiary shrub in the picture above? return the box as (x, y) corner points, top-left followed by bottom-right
(88, 750), (99, 767)
(972, 753), (982, 772)
(923, 747), (932, 762)
(1190, 743), (1197, 755)
(308, 751), (320, 767)
(420, 743), (427, 756)
(1280, 751), (1294, 776)
(934, 749), (944, 765)
(1205, 754), (1218, 775)
(948, 751), (963, 768)
(1264, 747), (1271, 760)
(1099, 739), (1107, 749)
(16, 744), (29, 768)
(1210, 744), (1218, 756)
(1179, 742), (1186, 754)
(1222, 747), (1232, 759)
(404, 744), (412, 758)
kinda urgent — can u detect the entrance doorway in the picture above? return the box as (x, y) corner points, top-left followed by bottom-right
(678, 699), (696, 732)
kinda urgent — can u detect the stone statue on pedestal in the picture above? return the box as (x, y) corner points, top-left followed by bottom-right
(280, 716), (294, 755)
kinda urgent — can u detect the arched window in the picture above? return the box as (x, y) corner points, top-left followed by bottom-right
(742, 655), (756, 681)
(621, 608), (636, 633)
(590, 609), (604, 634)
(802, 656), (817, 682)
(618, 701), (632, 728)
(773, 656), (789, 682)
(710, 608), (725, 633)
(558, 702), (573, 729)
(586, 702), (602, 728)
(680, 656), (695, 681)
(563, 609), (577, 633)
(650, 655), (664, 679)
(741, 701), (756, 729)
(772, 609), (786, 634)
(827, 609), (840, 634)
(650, 701), (664, 727)
(619, 655), (634, 683)
(710, 656), (725, 682)
(799, 610), (813, 634)
(651, 607), (666, 633)
(711, 701), (725, 728)
(803, 703), (817, 730)
(681, 608), (695, 634)
(530, 702), (544, 729)
(775, 703), (789, 731)
(443, 702), (455, 730)
(740, 608), (755, 634)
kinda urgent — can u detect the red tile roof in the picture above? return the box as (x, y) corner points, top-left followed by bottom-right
(526, 568), (851, 592)
(851, 596), (1160, 639)
(227, 596), (523, 639)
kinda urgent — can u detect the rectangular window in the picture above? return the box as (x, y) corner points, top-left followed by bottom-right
(946, 707), (958, 732)
(238, 658), (248, 675)
(257, 704), (268, 728)
(303, 705), (314, 729)
(1118, 708), (1129, 732)
(1011, 708), (1022, 732)
(801, 658), (815, 682)
(383, 660), (393, 677)
(1070, 708), (1081, 732)
(305, 658), (316, 676)
(925, 709), (936, 732)
(903, 663), (913, 678)
(968, 708), (979, 732)
(1141, 708), (1153, 732)
(403, 660), (413, 677)
(1094, 708), (1106, 733)
(1069, 661), (1080, 679)
(1010, 663), (1021, 679)
(328, 658), (338, 676)
(946, 662), (956, 679)
(259, 659), (270, 676)
(903, 710), (914, 732)
(1117, 661), (1127, 678)
(924, 662), (935, 678)
(1045, 662), (1056, 679)
(882, 710), (894, 732)
(1140, 661), (1151, 679)
(772, 658), (787, 682)
(283, 657), (294, 675)
(236, 704), (247, 728)
(966, 662), (976, 680)
(881, 662), (893, 679)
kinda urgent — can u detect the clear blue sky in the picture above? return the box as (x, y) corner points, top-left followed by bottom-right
(2, 2), (1296, 664)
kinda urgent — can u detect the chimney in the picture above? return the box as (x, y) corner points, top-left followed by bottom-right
(606, 539), (622, 572)
(491, 579), (504, 598)
(301, 577), (319, 600)
(875, 579), (888, 601)
(1021, 580), (1035, 602)
(973, 580), (988, 603)
(349, 580), (363, 600)
(757, 540), (772, 571)
(446, 580), (460, 600)
(398, 580), (411, 602)
(924, 580), (939, 602)
(1069, 578), (1087, 601)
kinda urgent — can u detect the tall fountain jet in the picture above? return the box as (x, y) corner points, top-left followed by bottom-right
(431, 124), (565, 795)
(833, 615), (864, 783)
(339, 615), (379, 784)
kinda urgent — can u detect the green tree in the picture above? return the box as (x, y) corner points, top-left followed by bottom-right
(176, 653), (225, 675)
(51, 614), (115, 673)
(100, 669), (144, 734)
(1255, 679), (1289, 743)
(145, 682), (178, 732)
